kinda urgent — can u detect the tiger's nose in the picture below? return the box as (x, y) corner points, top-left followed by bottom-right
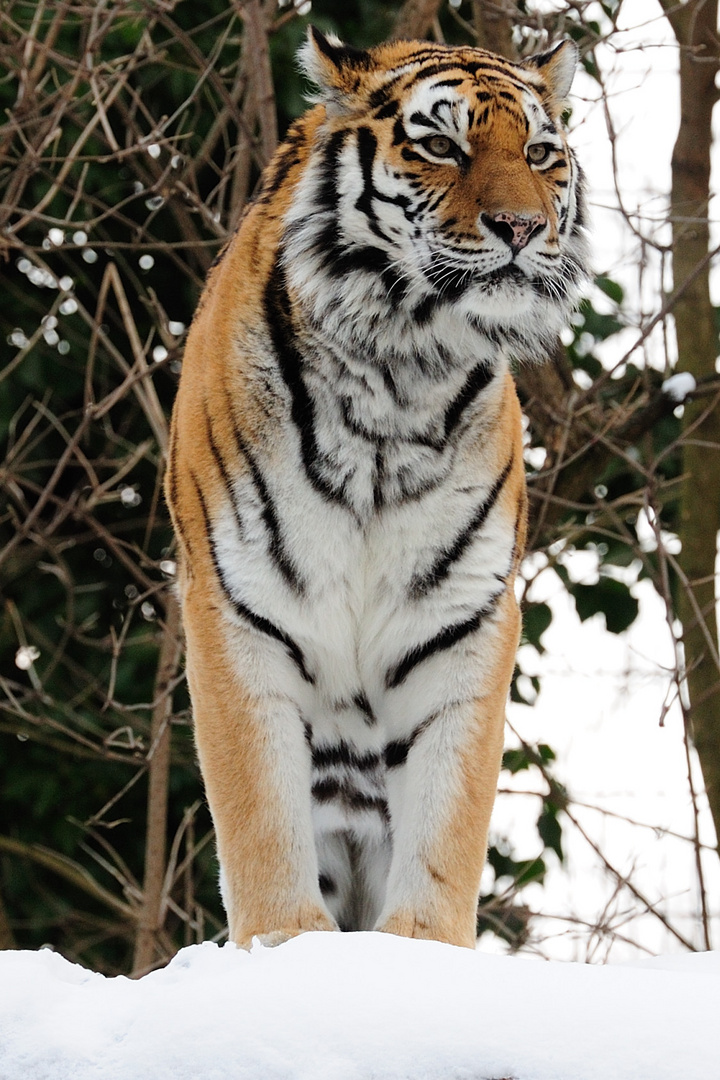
(481, 212), (547, 253)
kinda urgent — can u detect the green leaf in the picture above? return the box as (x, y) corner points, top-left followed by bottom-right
(502, 742), (556, 775)
(538, 744), (556, 765)
(537, 802), (564, 861)
(579, 300), (623, 342)
(572, 577), (639, 634)
(487, 845), (547, 886)
(523, 601), (552, 652)
(514, 856), (547, 887)
(502, 748), (531, 774)
(595, 274), (624, 304)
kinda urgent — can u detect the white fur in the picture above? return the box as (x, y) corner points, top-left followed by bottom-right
(206, 51), (588, 934)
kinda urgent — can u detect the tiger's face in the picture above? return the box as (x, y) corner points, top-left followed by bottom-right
(283, 30), (588, 357)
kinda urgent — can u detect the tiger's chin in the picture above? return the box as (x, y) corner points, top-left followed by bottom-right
(464, 271), (541, 319)
(454, 271), (572, 356)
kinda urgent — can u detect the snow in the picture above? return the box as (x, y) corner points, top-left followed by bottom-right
(661, 372), (697, 403)
(0, 933), (717, 1079)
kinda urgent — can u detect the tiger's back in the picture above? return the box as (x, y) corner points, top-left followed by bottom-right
(166, 29), (588, 948)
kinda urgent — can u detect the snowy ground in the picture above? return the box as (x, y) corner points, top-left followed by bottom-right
(1, 932), (717, 1080)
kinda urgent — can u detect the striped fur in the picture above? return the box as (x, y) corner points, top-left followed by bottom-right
(166, 29), (588, 949)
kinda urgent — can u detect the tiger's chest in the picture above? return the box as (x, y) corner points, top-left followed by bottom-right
(213, 335), (517, 706)
(247, 305), (503, 517)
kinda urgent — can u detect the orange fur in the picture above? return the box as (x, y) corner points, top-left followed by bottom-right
(166, 29), (584, 948)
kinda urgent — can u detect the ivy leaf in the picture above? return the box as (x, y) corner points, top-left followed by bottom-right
(523, 601), (552, 652)
(572, 577), (639, 634)
(487, 846), (546, 887)
(502, 748), (531, 774)
(595, 274), (624, 304)
(538, 801), (564, 861)
(538, 743), (556, 765)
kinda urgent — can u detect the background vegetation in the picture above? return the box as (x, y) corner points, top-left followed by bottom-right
(1, 0), (718, 974)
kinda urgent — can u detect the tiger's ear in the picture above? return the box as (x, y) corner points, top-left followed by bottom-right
(299, 26), (374, 101)
(522, 40), (578, 118)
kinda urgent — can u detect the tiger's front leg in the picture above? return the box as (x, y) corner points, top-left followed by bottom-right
(375, 589), (520, 949)
(181, 581), (338, 948)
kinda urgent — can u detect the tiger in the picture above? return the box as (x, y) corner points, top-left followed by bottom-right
(165, 26), (588, 950)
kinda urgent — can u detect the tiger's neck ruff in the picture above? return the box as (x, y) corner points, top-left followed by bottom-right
(167, 29), (588, 949)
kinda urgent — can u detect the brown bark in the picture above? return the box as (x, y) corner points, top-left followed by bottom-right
(238, 0), (278, 167)
(0, 888), (16, 950)
(472, 0), (516, 58)
(662, 0), (720, 849)
(132, 593), (183, 976)
(391, 0), (444, 40)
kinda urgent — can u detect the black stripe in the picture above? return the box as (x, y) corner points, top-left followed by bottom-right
(167, 422), (195, 563)
(509, 488), (527, 572)
(311, 777), (389, 820)
(258, 124), (305, 204)
(264, 259), (340, 504)
(355, 126), (392, 245)
(191, 472), (314, 684)
(527, 48), (558, 70)
(311, 741), (380, 771)
(231, 598), (314, 684)
(316, 129), (347, 209)
(401, 146), (431, 165)
(384, 716), (435, 769)
(203, 404), (245, 542)
(412, 292), (437, 327)
(354, 128), (416, 217)
(353, 691), (377, 725)
(442, 361), (495, 440)
(558, 206), (568, 235)
(386, 599), (501, 690)
(301, 127), (409, 297)
(245, 453), (305, 592)
(318, 873), (336, 896)
(496, 100), (525, 122)
(403, 61), (472, 83)
(373, 444), (385, 510)
(409, 454), (514, 598)
(409, 110), (442, 130)
(374, 99), (399, 121)
(220, 382), (306, 594)
(384, 739), (412, 768)
(311, 33), (371, 72)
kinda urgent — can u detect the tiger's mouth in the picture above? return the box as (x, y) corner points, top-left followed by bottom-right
(483, 264), (527, 285)
(422, 257), (533, 299)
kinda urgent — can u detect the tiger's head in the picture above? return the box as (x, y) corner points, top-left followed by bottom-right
(282, 28), (589, 361)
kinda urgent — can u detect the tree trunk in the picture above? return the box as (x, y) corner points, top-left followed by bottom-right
(472, 0), (516, 58)
(0, 888), (15, 950)
(662, 0), (720, 849)
(391, 0), (444, 40)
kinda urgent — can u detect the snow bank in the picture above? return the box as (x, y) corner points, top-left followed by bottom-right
(1, 932), (717, 1079)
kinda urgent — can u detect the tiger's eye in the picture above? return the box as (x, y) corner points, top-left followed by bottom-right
(424, 135), (454, 158)
(527, 143), (551, 165)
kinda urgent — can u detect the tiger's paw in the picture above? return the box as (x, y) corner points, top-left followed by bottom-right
(253, 929), (300, 949)
(235, 907), (339, 950)
(377, 909), (475, 949)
